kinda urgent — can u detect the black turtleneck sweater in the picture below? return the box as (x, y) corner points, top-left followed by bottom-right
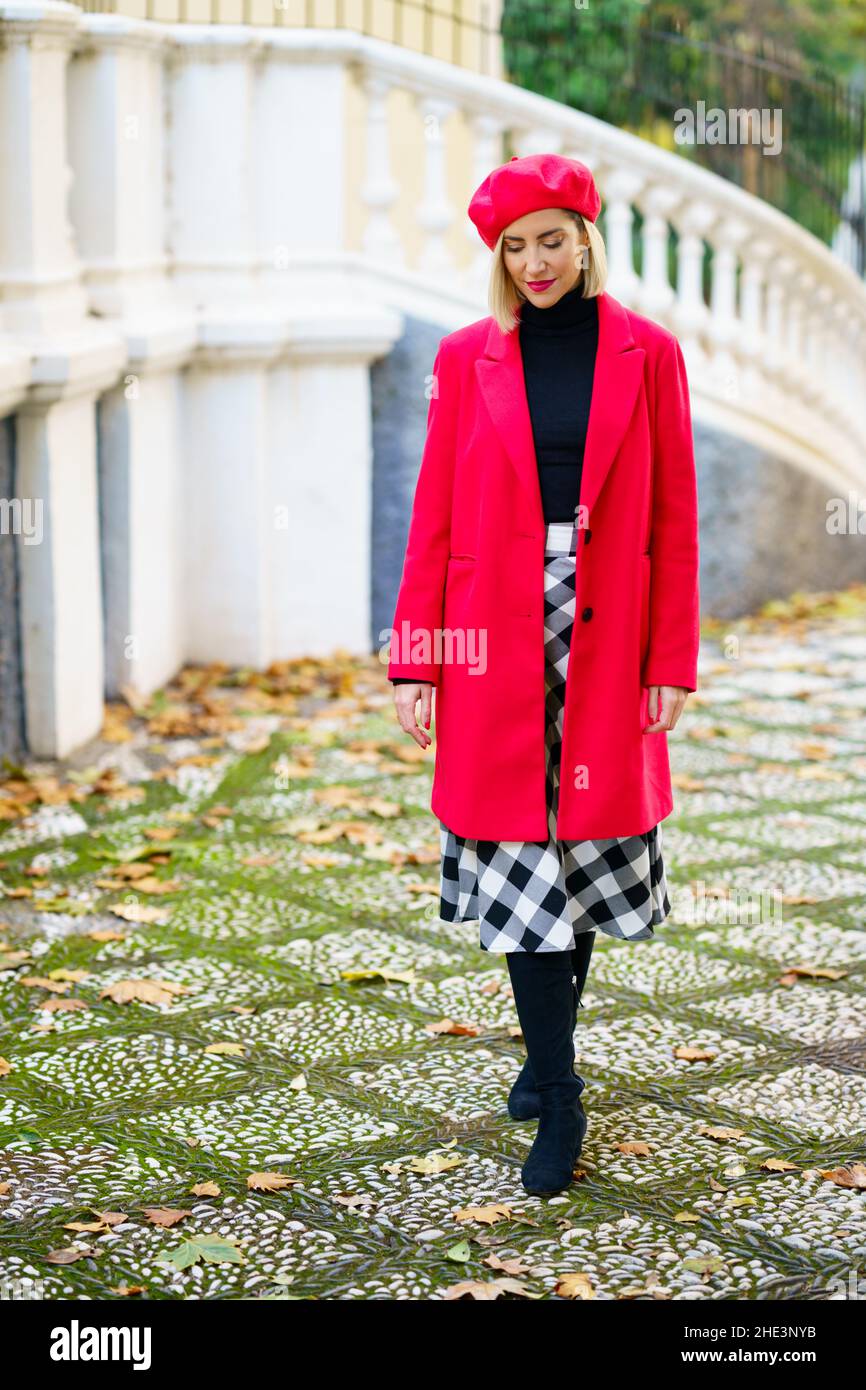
(391, 284), (598, 685)
(518, 281), (599, 521)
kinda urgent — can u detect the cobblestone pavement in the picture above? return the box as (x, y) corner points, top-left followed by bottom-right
(1, 609), (865, 1301)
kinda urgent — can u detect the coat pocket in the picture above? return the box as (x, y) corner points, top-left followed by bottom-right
(639, 552), (651, 665)
(443, 556), (478, 664)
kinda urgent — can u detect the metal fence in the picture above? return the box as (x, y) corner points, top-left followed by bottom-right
(500, 4), (866, 274)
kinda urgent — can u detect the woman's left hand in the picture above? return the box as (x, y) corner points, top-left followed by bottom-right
(643, 685), (688, 733)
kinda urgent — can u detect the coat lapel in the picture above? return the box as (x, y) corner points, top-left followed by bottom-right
(475, 290), (646, 526)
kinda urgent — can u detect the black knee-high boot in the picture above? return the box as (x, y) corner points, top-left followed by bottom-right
(506, 949), (588, 1195)
(507, 931), (595, 1121)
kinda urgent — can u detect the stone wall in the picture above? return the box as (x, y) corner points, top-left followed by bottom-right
(694, 422), (866, 620)
(371, 315), (445, 661)
(0, 416), (26, 761)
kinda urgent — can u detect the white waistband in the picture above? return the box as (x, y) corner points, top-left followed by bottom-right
(544, 522), (576, 552)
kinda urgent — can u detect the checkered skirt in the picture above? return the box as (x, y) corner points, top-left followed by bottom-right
(439, 519), (671, 952)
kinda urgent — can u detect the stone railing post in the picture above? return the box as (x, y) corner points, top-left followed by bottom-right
(361, 73), (403, 269)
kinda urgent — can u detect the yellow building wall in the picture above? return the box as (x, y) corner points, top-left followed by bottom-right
(77, 0), (503, 76)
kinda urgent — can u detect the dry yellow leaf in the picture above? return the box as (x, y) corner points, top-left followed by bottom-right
(673, 1045), (718, 1062)
(128, 877), (182, 895)
(453, 1203), (513, 1225)
(819, 1163), (866, 1190)
(17, 976), (72, 994)
(442, 1278), (534, 1300)
(246, 1172), (298, 1192)
(424, 1018), (483, 1037)
(107, 903), (169, 924)
(98, 978), (193, 1005)
(554, 1271), (595, 1299)
(141, 1207), (190, 1227)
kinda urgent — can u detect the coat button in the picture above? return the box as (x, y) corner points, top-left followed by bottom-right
(581, 606), (593, 621)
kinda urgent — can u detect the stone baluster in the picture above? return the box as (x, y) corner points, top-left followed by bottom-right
(738, 239), (771, 360)
(416, 95), (456, 278)
(839, 300), (861, 439)
(761, 256), (794, 381)
(636, 182), (679, 320)
(783, 266), (811, 402)
(803, 279), (832, 408)
(511, 126), (564, 158)
(598, 167), (643, 303)
(464, 111), (504, 296)
(669, 202), (715, 359)
(707, 216), (747, 353)
(361, 73), (403, 269)
(736, 238), (772, 412)
(704, 216), (747, 408)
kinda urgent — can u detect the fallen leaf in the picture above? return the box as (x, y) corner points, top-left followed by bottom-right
(407, 1151), (463, 1175)
(697, 1125), (745, 1142)
(453, 1203), (513, 1225)
(107, 903), (169, 924)
(99, 978), (193, 1006)
(483, 1253), (531, 1275)
(246, 1172), (299, 1192)
(17, 976), (72, 995)
(46, 1246), (99, 1264)
(424, 1018), (483, 1037)
(554, 1271), (595, 1299)
(442, 1277), (535, 1300)
(819, 1164), (866, 1189)
(155, 1235), (244, 1270)
(142, 1208), (191, 1228)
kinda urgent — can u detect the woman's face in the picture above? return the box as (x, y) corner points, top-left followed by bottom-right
(501, 208), (588, 307)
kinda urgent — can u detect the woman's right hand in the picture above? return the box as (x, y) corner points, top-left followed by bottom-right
(394, 683), (433, 750)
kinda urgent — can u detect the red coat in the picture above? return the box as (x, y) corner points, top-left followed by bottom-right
(386, 290), (700, 839)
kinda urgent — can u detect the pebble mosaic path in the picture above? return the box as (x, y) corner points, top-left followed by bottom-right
(1, 603), (866, 1301)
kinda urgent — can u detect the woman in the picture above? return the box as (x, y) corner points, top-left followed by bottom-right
(386, 153), (700, 1197)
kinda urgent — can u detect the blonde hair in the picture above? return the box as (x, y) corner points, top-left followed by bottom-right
(489, 210), (608, 333)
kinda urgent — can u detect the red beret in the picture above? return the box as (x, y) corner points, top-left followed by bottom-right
(467, 152), (602, 250)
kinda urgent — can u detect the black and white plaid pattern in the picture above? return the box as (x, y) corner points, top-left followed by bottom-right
(439, 519), (671, 952)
